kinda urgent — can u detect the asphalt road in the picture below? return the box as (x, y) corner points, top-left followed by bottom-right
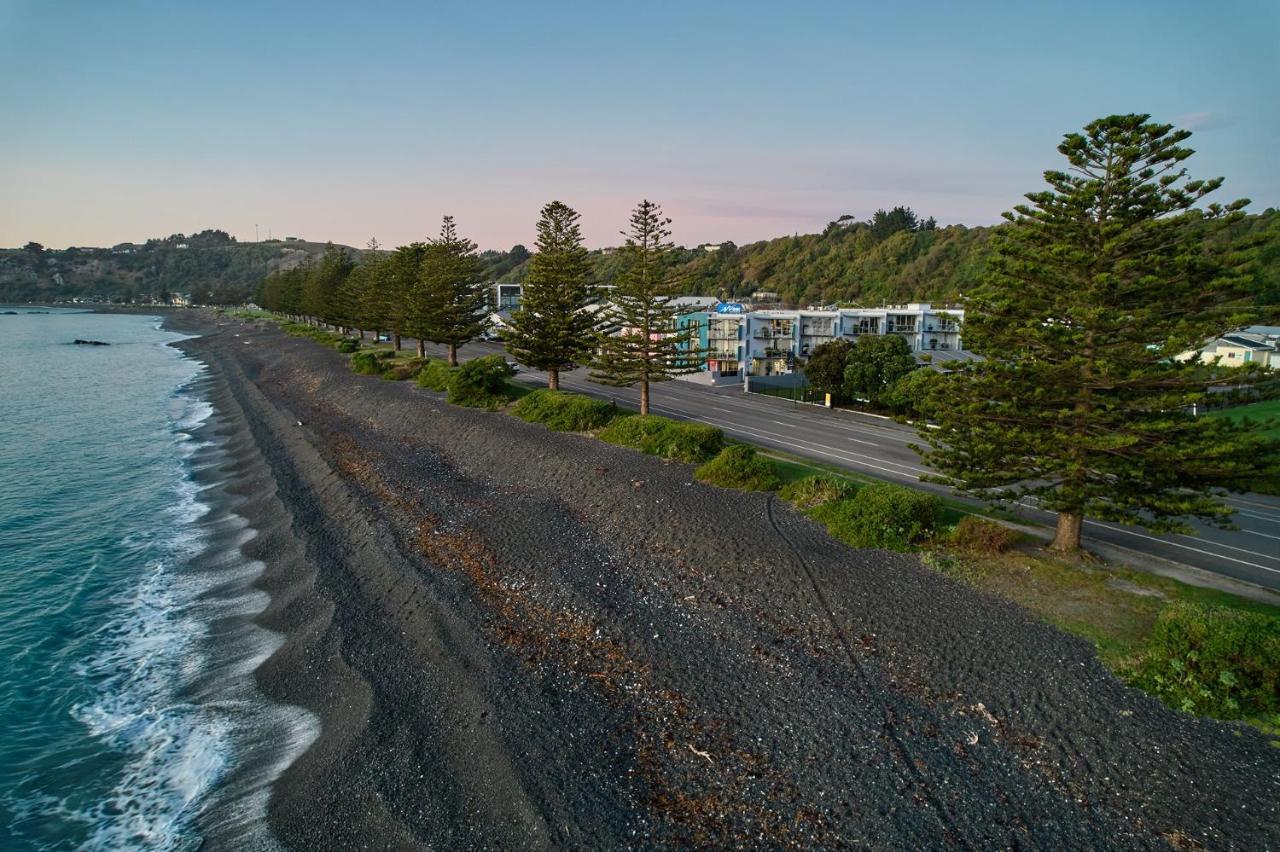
(410, 338), (1280, 593)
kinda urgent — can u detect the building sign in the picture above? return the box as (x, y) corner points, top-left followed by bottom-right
(715, 302), (745, 314)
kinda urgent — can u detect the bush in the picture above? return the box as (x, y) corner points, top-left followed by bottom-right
(447, 355), (514, 409)
(598, 415), (723, 463)
(695, 445), (782, 491)
(809, 483), (942, 551)
(351, 349), (396, 376)
(415, 359), (457, 391)
(336, 338), (361, 354)
(1131, 602), (1280, 719)
(947, 516), (1019, 554)
(510, 389), (616, 432)
(382, 357), (425, 381)
(778, 475), (857, 509)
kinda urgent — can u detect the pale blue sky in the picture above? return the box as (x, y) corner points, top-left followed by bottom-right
(2, 0), (1276, 249)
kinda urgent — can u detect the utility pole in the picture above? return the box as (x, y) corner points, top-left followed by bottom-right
(255, 223), (259, 242)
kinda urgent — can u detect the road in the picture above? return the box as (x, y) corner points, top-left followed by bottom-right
(409, 338), (1280, 593)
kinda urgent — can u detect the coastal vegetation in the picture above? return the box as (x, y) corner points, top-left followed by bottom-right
(598, 415), (724, 464)
(693, 445), (782, 491)
(808, 482), (942, 552)
(510, 389), (616, 432)
(412, 218), (490, 366)
(502, 202), (598, 390)
(446, 355), (517, 409)
(588, 200), (706, 414)
(910, 114), (1280, 553)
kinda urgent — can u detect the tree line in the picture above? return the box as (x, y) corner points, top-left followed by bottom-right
(254, 200), (705, 413)
(254, 113), (1278, 555)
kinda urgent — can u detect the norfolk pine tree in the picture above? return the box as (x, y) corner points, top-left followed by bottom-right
(414, 216), (488, 366)
(589, 200), (705, 415)
(504, 201), (598, 389)
(915, 114), (1279, 552)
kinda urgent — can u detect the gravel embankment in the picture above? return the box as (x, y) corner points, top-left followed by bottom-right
(172, 312), (1280, 851)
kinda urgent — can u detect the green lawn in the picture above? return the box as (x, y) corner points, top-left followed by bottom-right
(1204, 398), (1280, 438)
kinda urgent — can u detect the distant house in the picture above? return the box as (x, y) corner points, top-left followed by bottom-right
(175, 243), (189, 250)
(1179, 328), (1278, 369)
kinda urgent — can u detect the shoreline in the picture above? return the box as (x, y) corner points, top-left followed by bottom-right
(166, 309), (1280, 849)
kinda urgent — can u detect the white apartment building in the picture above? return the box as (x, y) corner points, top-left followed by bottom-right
(682, 302), (964, 379)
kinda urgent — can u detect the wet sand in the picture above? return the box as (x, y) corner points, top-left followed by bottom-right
(169, 311), (1280, 850)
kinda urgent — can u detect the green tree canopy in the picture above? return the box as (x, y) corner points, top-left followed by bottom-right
(914, 113), (1278, 552)
(503, 201), (598, 389)
(413, 216), (488, 365)
(803, 338), (853, 397)
(842, 335), (916, 407)
(589, 200), (704, 414)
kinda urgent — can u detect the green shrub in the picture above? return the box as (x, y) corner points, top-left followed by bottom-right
(415, 359), (457, 391)
(336, 338), (361, 354)
(382, 357), (425, 381)
(695, 445), (782, 491)
(1131, 602), (1280, 719)
(281, 322), (345, 347)
(598, 415), (723, 463)
(447, 355), (514, 409)
(351, 349), (396, 376)
(510, 389), (616, 431)
(809, 483), (942, 551)
(778, 475), (857, 508)
(947, 516), (1019, 554)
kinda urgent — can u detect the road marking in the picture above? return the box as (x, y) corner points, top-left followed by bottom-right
(1231, 508), (1280, 526)
(1082, 520), (1280, 574)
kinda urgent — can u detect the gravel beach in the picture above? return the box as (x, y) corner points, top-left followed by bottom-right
(170, 311), (1280, 850)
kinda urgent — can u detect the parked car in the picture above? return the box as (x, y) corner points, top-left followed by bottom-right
(506, 360), (521, 374)
(377, 333), (391, 343)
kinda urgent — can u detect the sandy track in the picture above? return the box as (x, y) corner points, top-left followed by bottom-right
(174, 314), (1280, 850)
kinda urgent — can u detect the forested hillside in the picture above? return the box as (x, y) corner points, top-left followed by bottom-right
(499, 206), (1280, 308)
(0, 230), (351, 304)
(5, 207), (1278, 308)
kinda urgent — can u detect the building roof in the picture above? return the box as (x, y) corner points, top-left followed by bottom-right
(1217, 334), (1276, 351)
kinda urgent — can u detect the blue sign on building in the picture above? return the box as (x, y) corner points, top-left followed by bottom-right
(715, 302), (745, 314)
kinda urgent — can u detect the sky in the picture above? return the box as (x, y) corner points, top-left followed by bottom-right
(1, 0), (1276, 251)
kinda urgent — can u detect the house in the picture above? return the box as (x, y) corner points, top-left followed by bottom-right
(1179, 329), (1278, 369)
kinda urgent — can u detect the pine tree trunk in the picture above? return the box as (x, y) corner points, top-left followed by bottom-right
(1049, 512), (1083, 552)
(417, 340), (425, 359)
(640, 380), (650, 416)
(549, 369), (559, 390)
(448, 343), (458, 367)
(393, 333), (401, 352)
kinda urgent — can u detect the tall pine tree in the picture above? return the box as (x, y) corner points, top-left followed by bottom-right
(414, 216), (488, 366)
(504, 201), (598, 389)
(589, 200), (704, 414)
(385, 243), (428, 352)
(915, 114), (1277, 552)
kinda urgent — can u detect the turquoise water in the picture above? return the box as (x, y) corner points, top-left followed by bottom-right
(0, 310), (308, 850)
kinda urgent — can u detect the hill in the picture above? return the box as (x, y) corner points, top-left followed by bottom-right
(497, 206), (1280, 308)
(0, 230), (355, 305)
(5, 207), (1278, 308)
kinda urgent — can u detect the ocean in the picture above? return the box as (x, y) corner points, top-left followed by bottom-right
(0, 309), (314, 850)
